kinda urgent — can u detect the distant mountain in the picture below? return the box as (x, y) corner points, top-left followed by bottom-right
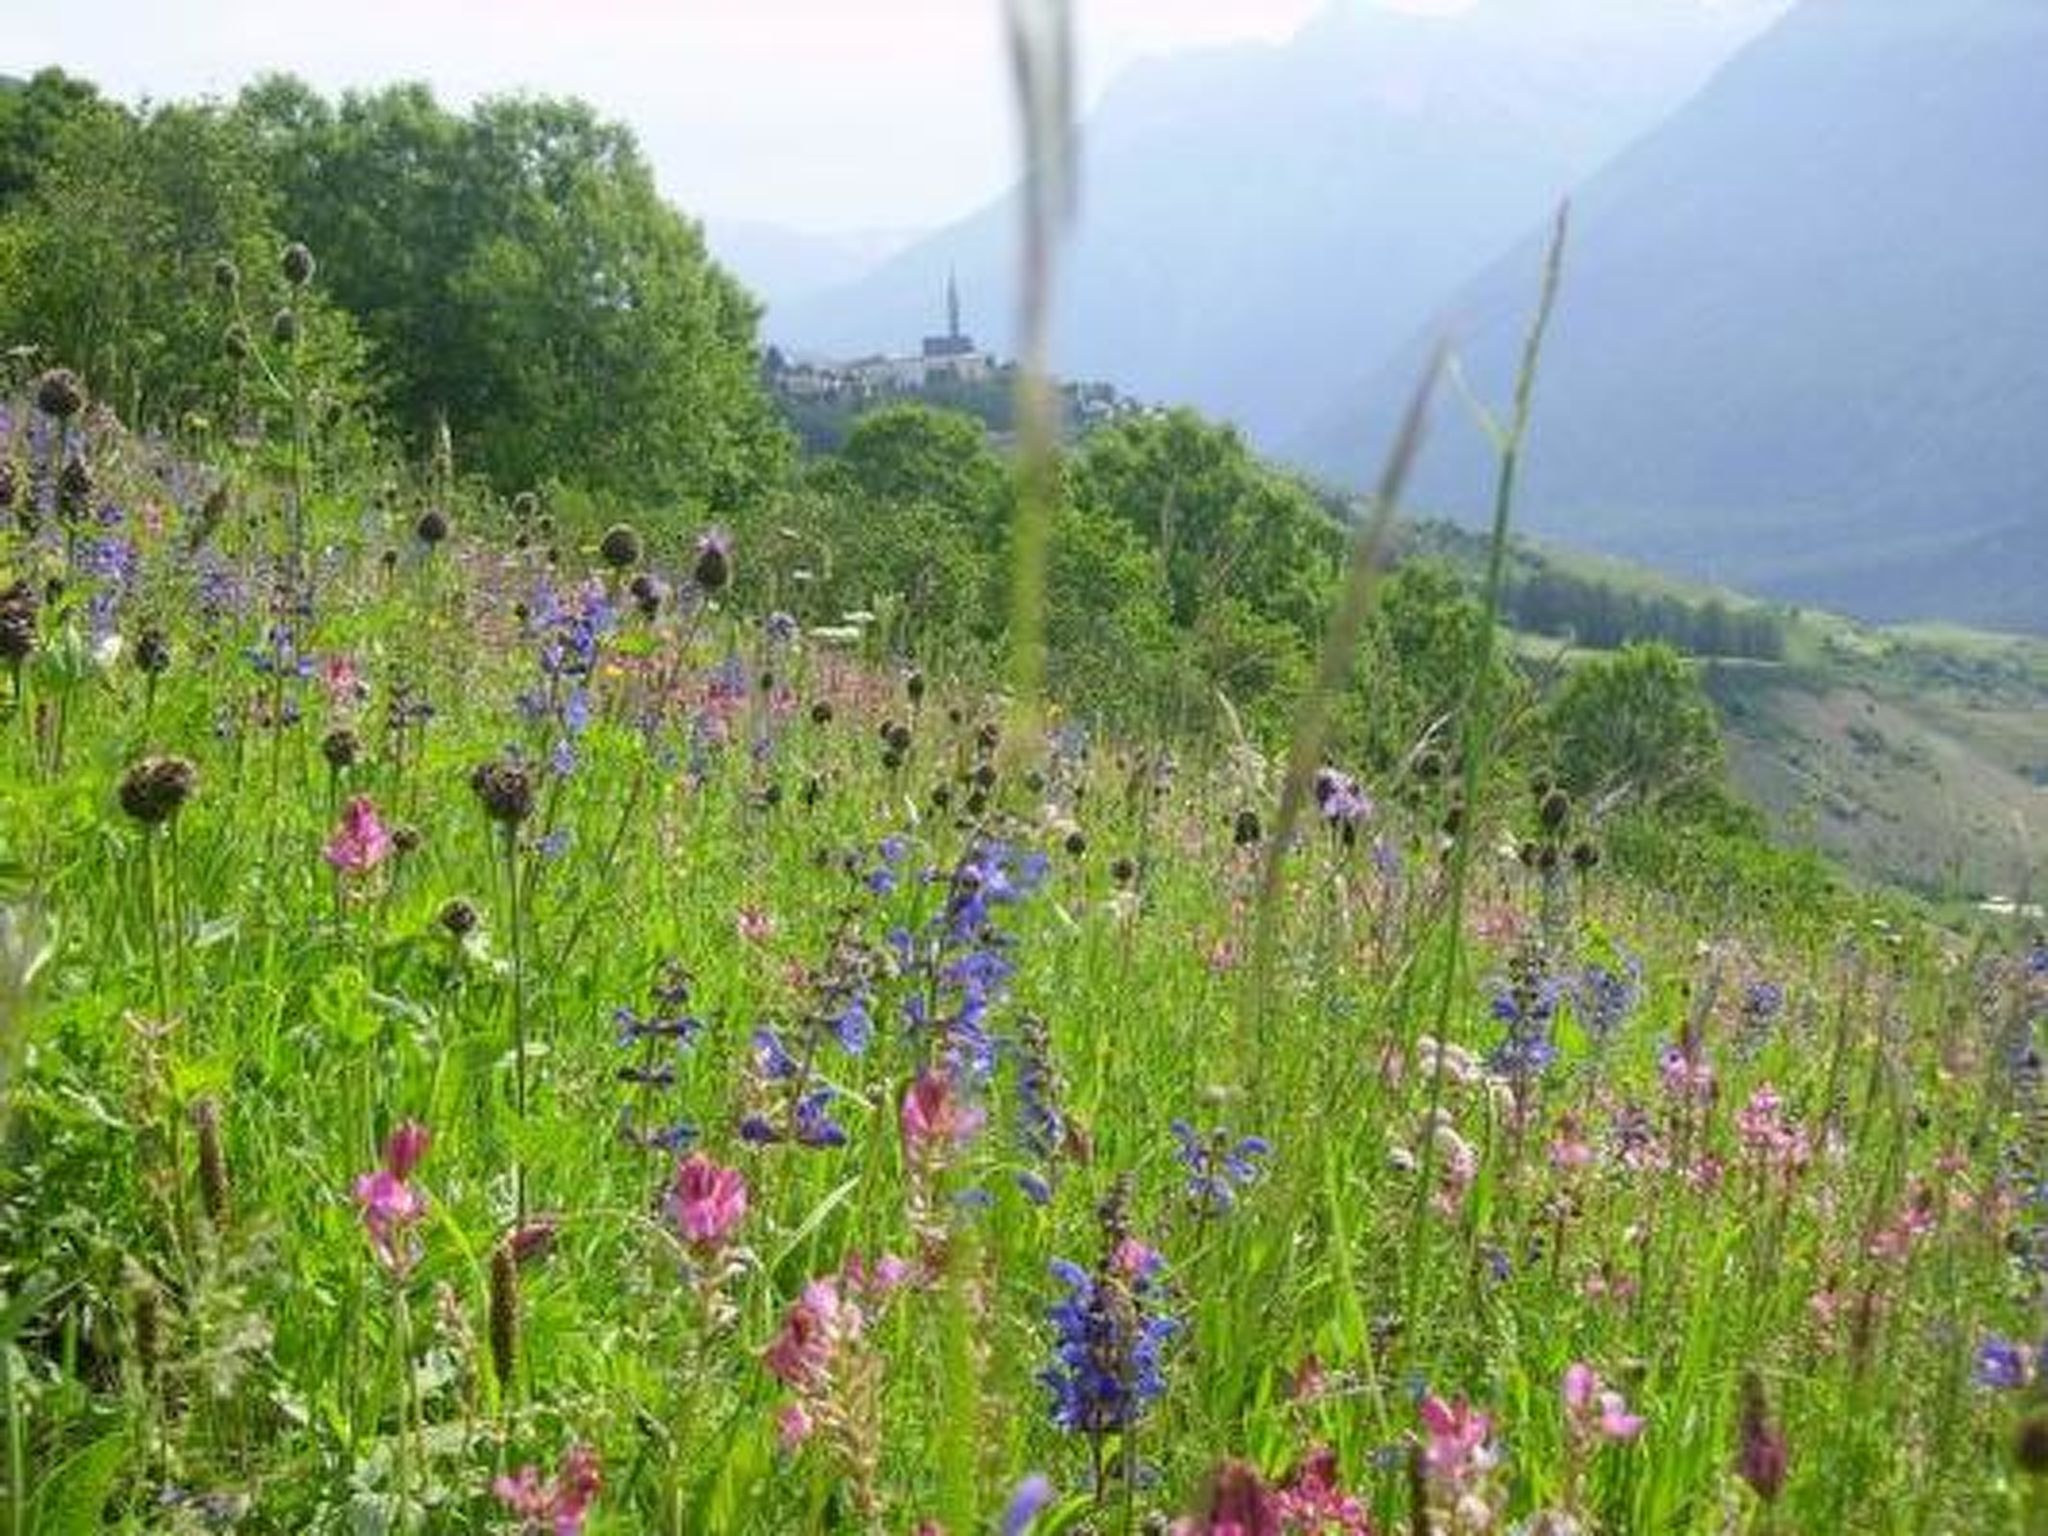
(1298, 0), (2048, 635)
(779, 0), (1785, 447)
(704, 220), (922, 332)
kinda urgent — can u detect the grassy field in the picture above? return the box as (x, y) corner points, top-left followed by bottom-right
(3, 374), (2048, 1536)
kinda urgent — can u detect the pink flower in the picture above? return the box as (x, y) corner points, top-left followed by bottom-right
(775, 1401), (814, 1451)
(763, 1276), (861, 1389)
(386, 1120), (430, 1179)
(1418, 1395), (1494, 1485)
(506, 1216), (560, 1266)
(1563, 1362), (1646, 1443)
(841, 1251), (913, 1296)
(1112, 1236), (1162, 1281)
(493, 1443), (601, 1534)
(323, 795), (393, 875)
(666, 1153), (747, 1253)
(736, 905), (777, 944)
(353, 1122), (430, 1276)
(1173, 1460), (1282, 1536)
(1659, 1043), (1716, 1104)
(1549, 1114), (1596, 1171)
(1274, 1447), (1374, 1534)
(900, 1071), (984, 1153)
(319, 654), (367, 706)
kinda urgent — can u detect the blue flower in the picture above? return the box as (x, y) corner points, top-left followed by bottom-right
(828, 997), (872, 1054)
(1170, 1120), (1271, 1214)
(1488, 965), (1564, 1082)
(1041, 1254), (1176, 1436)
(1575, 957), (1642, 1044)
(752, 1027), (800, 1081)
(793, 1087), (848, 1148)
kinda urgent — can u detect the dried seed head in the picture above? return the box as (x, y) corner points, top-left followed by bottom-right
(692, 529), (731, 592)
(192, 1097), (230, 1230)
(35, 368), (85, 420)
(2016, 1413), (2048, 1475)
(1232, 809), (1262, 847)
(439, 897), (479, 937)
(119, 755), (198, 826)
(470, 757), (535, 825)
(223, 323), (251, 362)
(488, 1241), (520, 1390)
(269, 308), (299, 348)
(415, 508), (450, 546)
(212, 256), (240, 294)
(58, 456), (93, 521)
(133, 626), (172, 677)
(280, 241), (316, 288)
(628, 572), (666, 619)
(0, 580), (39, 663)
(1539, 789), (1572, 833)
(320, 727), (361, 770)
(598, 523), (642, 570)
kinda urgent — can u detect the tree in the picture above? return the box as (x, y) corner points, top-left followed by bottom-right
(234, 79), (788, 510)
(0, 97), (365, 429)
(0, 68), (110, 210)
(1347, 560), (1522, 772)
(824, 406), (1008, 539)
(1069, 410), (1341, 638)
(1545, 642), (1726, 810)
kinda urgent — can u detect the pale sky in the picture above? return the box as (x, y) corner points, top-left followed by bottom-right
(1, 0), (1480, 233)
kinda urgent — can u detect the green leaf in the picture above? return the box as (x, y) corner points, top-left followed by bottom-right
(28, 1430), (128, 1535)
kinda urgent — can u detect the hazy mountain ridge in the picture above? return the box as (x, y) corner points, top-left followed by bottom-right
(704, 219), (923, 332)
(1299, 0), (2048, 633)
(778, 0), (1784, 447)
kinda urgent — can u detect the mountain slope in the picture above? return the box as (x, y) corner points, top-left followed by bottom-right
(703, 220), (921, 332)
(779, 0), (1784, 447)
(1298, 0), (2048, 634)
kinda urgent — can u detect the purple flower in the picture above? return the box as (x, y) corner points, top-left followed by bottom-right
(1977, 1336), (2032, 1390)
(1001, 1474), (1054, 1536)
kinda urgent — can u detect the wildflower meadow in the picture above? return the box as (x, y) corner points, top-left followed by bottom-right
(2, 229), (2046, 1536)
